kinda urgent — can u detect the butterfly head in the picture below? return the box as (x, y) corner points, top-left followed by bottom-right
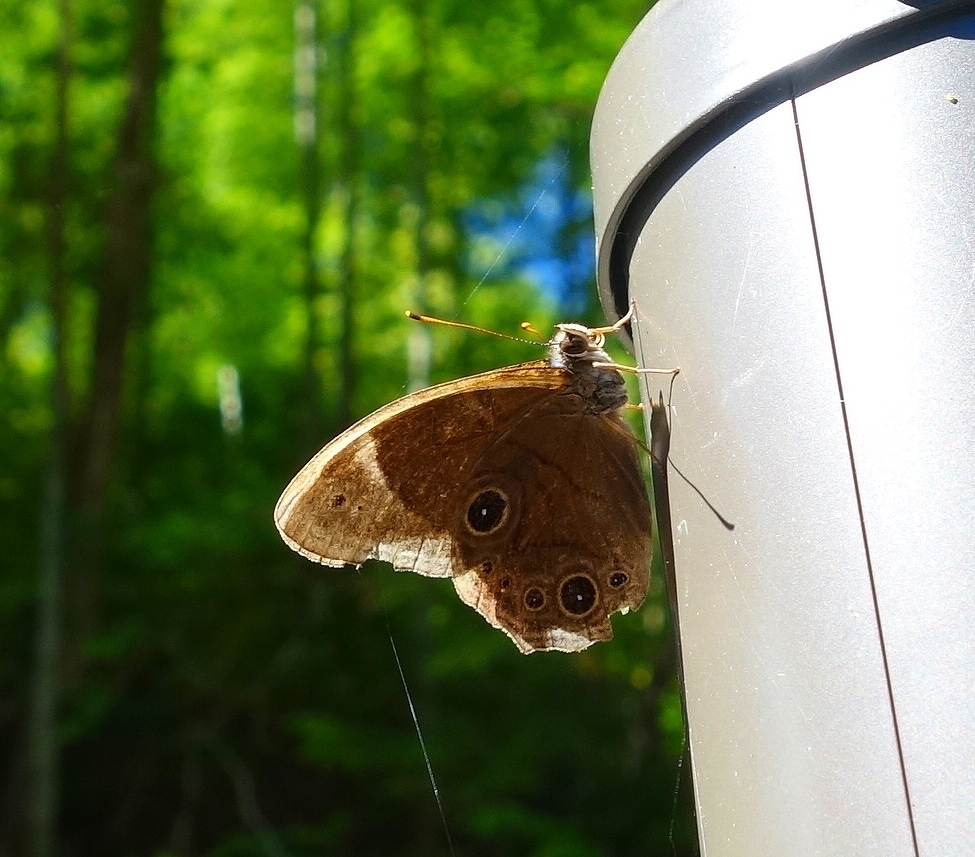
(550, 323), (610, 368)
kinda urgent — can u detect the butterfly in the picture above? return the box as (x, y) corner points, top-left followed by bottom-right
(274, 305), (662, 653)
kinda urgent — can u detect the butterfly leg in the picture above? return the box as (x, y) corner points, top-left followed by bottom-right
(593, 361), (681, 378)
(589, 299), (637, 336)
(591, 300), (680, 376)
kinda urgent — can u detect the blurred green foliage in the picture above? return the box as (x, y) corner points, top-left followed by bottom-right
(0, 0), (697, 854)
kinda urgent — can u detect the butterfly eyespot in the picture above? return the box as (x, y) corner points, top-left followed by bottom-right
(524, 588), (545, 611)
(558, 574), (598, 617)
(499, 576), (512, 590)
(465, 488), (509, 535)
(609, 572), (628, 588)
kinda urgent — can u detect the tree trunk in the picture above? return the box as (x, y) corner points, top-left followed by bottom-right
(26, 2), (72, 853)
(295, 0), (325, 450)
(406, 0), (432, 393)
(334, 0), (358, 429)
(72, 0), (165, 644)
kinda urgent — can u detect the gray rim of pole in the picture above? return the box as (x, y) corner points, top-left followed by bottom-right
(593, 0), (975, 326)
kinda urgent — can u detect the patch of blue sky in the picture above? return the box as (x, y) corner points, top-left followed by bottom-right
(464, 152), (596, 311)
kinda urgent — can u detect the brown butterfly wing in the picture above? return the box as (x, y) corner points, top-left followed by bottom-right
(274, 360), (651, 654)
(274, 362), (567, 576)
(449, 393), (651, 653)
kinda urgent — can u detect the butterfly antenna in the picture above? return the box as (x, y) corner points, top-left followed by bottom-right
(667, 459), (735, 531)
(406, 310), (537, 345)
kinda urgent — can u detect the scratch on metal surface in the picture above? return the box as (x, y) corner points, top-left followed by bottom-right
(732, 231), (761, 335)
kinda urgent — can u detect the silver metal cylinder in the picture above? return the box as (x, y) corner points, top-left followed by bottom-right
(591, 2), (975, 854)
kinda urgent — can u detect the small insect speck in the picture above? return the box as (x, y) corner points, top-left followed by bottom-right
(946, 94), (959, 105)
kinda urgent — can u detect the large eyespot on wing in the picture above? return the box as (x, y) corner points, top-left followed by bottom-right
(465, 487), (510, 535)
(450, 469), (529, 562)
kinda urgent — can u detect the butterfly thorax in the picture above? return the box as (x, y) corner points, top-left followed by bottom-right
(549, 323), (629, 414)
